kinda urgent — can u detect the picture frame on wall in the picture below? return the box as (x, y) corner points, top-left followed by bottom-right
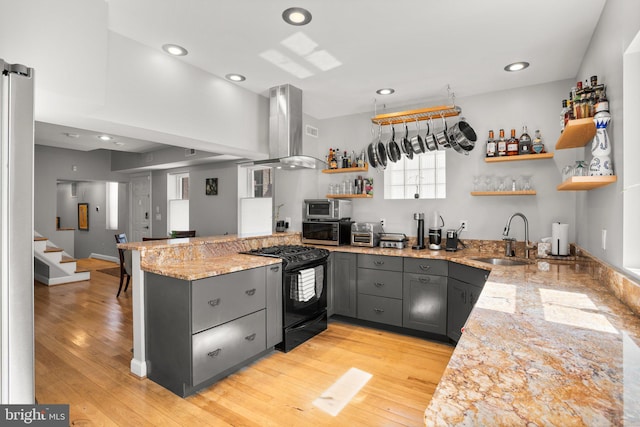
(78, 203), (89, 231)
(205, 178), (218, 196)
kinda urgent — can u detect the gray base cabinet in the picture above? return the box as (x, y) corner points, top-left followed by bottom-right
(145, 264), (282, 397)
(356, 254), (403, 327)
(332, 252), (357, 317)
(402, 258), (448, 334)
(447, 262), (488, 342)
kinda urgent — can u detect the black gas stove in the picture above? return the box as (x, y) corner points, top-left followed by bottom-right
(243, 245), (329, 271)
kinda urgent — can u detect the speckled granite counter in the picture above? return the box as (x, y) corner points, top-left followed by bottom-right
(423, 258), (640, 426)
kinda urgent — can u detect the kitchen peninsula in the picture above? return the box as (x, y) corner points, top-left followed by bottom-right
(119, 234), (640, 425)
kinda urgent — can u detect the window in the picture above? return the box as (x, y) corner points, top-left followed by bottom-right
(250, 168), (273, 198)
(105, 181), (118, 230)
(167, 172), (189, 234)
(384, 151), (446, 199)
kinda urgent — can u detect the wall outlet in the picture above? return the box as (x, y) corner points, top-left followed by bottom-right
(602, 229), (607, 250)
(460, 220), (468, 232)
(380, 218), (386, 228)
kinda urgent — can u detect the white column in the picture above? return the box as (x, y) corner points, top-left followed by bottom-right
(129, 249), (147, 377)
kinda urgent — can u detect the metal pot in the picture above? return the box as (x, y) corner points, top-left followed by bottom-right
(401, 122), (413, 159)
(410, 119), (425, 154)
(424, 116), (437, 151)
(387, 124), (402, 162)
(447, 119), (477, 153)
(434, 115), (450, 150)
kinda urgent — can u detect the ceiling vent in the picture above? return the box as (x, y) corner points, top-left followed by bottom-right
(305, 125), (319, 138)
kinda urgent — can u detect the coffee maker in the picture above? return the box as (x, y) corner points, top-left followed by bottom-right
(412, 213), (425, 250)
(428, 211), (444, 250)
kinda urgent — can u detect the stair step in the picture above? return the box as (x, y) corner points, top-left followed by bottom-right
(75, 269), (90, 274)
(34, 237), (48, 242)
(60, 255), (76, 264)
(44, 246), (63, 253)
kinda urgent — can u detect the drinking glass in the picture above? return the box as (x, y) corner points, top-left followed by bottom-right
(522, 176), (533, 191)
(485, 175), (495, 191)
(472, 175), (481, 191)
(497, 176), (506, 192)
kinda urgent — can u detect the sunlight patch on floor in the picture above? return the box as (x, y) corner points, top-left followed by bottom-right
(312, 367), (372, 416)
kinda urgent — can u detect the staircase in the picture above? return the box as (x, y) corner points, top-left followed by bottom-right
(33, 232), (91, 285)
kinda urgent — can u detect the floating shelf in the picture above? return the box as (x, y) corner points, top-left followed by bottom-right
(557, 175), (617, 191)
(322, 164), (368, 174)
(326, 194), (373, 199)
(471, 191), (537, 196)
(485, 153), (554, 163)
(555, 118), (596, 150)
(371, 105), (461, 126)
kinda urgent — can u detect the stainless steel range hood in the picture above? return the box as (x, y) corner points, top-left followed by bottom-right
(250, 84), (325, 170)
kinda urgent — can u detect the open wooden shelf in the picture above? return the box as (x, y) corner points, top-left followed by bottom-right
(555, 118), (596, 150)
(485, 153), (554, 163)
(557, 175), (617, 191)
(322, 164), (368, 174)
(326, 194), (373, 199)
(471, 191), (536, 196)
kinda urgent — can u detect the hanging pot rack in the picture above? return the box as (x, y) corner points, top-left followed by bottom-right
(371, 104), (461, 126)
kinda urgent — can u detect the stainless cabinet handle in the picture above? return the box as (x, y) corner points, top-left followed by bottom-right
(245, 333), (256, 341)
(373, 308), (385, 313)
(208, 298), (220, 307)
(270, 266), (280, 272)
(373, 260), (384, 266)
(460, 291), (467, 304)
(419, 265), (431, 271)
(418, 276), (431, 283)
(374, 282), (384, 287)
(470, 293), (476, 305)
(207, 349), (221, 358)
(245, 288), (256, 296)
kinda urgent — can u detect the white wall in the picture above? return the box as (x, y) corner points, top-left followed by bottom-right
(576, 0), (640, 269)
(275, 79), (577, 243)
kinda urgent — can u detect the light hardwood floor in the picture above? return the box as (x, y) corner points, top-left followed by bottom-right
(34, 258), (454, 426)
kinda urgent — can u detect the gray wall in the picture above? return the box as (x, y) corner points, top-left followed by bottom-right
(150, 162), (239, 238)
(35, 145), (130, 258)
(276, 79), (577, 244)
(56, 181), (129, 258)
(576, 0), (640, 269)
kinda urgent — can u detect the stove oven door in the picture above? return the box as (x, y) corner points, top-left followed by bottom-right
(283, 259), (327, 329)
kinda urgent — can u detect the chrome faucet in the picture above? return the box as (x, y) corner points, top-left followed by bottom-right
(502, 212), (534, 259)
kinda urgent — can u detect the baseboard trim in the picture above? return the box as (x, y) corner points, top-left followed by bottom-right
(34, 272), (91, 286)
(90, 253), (119, 263)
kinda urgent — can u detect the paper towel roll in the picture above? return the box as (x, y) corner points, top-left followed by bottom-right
(551, 223), (569, 256)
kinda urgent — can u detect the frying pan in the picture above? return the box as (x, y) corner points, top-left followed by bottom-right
(424, 116), (437, 151)
(401, 122), (413, 159)
(387, 124), (402, 162)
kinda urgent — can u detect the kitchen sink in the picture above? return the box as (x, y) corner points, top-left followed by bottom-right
(472, 257), (531, 266)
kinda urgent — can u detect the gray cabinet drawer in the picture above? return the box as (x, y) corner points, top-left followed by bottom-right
(449, 262), (489, 287)
(192, 310), (266, 385)
(357, 268), (402, 299)
(357, 294), (402, 327)
(357, 254), (403, 272)
(403, 258), (448, 276)
(192, 267), (266, 333)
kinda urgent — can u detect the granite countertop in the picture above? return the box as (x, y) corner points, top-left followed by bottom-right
(423, 260), (640, 426)
(117, 232), (300, 252)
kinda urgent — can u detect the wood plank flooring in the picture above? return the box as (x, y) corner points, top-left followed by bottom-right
(34, 258), (454, 426)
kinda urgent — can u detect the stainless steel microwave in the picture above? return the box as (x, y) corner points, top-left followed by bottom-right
(302, 220), (353, 246)
(304, 199), (352, 221)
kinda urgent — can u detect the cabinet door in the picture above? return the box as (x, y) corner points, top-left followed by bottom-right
(449, 262), (489, 286)
(402, 273), (447, 334)
(265, 264), (283, 348)
(332, 252), (357, 317)
(447, 278), (483, 342)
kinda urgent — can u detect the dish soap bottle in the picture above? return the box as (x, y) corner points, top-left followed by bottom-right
(532, 130), (545, 154)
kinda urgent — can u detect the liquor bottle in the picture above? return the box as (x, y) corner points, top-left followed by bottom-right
(507, 129), (519, 156)
(532, 130), (545, 154)
(335, 148), (342, 168)
(560, 100), (568, 132)
(328, 148), (337, 169)
(485, 130), (496, 157)
(518, 126), (532, 155)
(497, 129), (507, 156)
(343, 150), (349, 168)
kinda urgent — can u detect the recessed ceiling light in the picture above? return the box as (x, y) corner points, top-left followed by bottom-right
(97, 135), (112, 141)
(282, 7), (312, 26)
(504, 61), (530, 72)
(376, 88), (395, 95)
(63, 132), (79, 138)
(225, 73), (246, 82)
(113, 141), (125, 146)
(162, 44), (188, 56)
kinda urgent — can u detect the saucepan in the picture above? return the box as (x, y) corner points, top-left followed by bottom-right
(424, 116), (438, 151)
(434, 114), (451, 150)
(447, 118), (477, 154)
(409, 119), (425, 154)
(386, 124), (402, 163)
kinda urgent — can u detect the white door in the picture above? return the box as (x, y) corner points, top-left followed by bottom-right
(130, 174), (151, 242)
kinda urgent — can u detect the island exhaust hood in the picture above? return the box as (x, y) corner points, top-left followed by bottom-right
(250, 84), (325, 170)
